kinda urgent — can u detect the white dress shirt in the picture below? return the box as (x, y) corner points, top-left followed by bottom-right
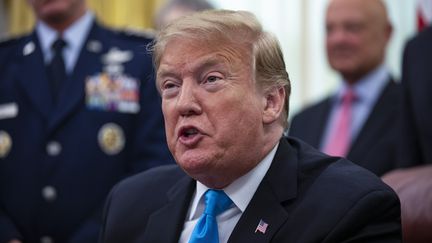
(179, 142), (280, 243)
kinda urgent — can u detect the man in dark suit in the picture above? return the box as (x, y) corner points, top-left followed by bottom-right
(398, 25), (432, 166)
(100, 10), (401, 243)
(289, 0), (400, 176)
(0, 0), (173, 242)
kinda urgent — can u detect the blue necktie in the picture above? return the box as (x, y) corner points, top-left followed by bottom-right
(189, 189), (233, 243)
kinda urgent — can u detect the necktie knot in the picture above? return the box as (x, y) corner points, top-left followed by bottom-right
(52, 38), (67, 53)
(204, 190), (232, 216)
(189, 189), (232, 243)
(341, 88), (356, 104)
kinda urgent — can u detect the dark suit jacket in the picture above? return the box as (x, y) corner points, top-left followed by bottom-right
(399, 26), (432, 166)
(0, 21), (173, 243)
(289, 81), (401, 176)
(100, 137), (401, 243)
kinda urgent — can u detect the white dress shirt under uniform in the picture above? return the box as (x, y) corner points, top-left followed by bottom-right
(179, 142), (279, 243)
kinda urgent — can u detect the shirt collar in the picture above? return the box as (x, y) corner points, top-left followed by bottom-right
(188, 142), (280, 220)
(336, 64), (390, 105)
(36, 11), (94, 62)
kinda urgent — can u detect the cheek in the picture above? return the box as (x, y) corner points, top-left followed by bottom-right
(162, 104), (176, 138)
(215, 97), (262, 134)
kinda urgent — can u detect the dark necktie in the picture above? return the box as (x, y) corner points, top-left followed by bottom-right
(189, 189), (233, 243)
(47, 38), (67, 102)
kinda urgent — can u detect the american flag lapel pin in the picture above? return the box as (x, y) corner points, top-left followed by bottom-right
(255, 219), (268, 234)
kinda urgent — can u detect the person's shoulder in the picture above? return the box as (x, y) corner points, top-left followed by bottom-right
(0, 34), (27, 50)
(0, 34), (29, 66)
(406, 26), (432, 53)
(292, 96), (332, 121)
(102, 25), (155, 44)
(288, 136), (396, 196)
(289, 96), (332, 135)
(311, 154), (397, 203)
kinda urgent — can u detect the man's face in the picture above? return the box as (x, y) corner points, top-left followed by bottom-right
(28, 0), (85, 24)
(157, 38), (266, 187)
(325, 0), (390, 83)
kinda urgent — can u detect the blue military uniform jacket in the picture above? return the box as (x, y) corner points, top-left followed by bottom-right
(0, 20), (173, 243)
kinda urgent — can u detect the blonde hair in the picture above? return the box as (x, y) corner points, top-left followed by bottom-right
(152, 10), (291, 128)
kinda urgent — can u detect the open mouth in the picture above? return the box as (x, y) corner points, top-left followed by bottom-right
(182, 127), (199, 137)
(178, 126), (202, 146)
(180, 126), (199, 138)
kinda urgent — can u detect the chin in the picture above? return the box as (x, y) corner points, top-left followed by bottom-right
(176, 152), (214, 175)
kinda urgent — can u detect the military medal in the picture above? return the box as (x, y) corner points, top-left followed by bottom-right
(98, 123), (125, 155)
(85, 47), (140, 113)
(0, 130), (12, 158)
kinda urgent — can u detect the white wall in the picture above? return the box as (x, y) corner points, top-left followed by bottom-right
(209, 0), (417, 116)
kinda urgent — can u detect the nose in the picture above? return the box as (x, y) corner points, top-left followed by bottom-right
(327, 27), (348, 46)
(176, 82), (202, 116)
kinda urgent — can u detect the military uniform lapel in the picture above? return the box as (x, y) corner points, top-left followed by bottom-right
(16, 33), (53, 119)
(228, 138), (298, 243)
(140, 177), (195, 243)
(48, 22), (103, 131)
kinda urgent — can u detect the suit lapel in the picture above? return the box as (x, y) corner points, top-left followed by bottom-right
(48, 22), (104, 131)
(16, 33), (53, 120)
(229, 138), (298, 243)
(140, 176), (195, 243)
(348, 80), (398, 161)
(312, 99), (333, 148)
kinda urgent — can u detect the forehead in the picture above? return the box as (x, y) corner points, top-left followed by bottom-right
(158, 37), (251, 73)
(326, 0), (374, 24)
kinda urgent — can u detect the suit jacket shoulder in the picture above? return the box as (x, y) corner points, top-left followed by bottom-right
(100, 165), (193, 243)
(289, 97), (332, 148)
(256, 137), (401, 242)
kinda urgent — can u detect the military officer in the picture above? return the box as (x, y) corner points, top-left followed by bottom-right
(0, 0), (173, 242)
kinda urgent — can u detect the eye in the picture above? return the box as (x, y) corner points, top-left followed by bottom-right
(206, 75), (221, 83)
(162, 81), (177, 90)
(160, 80), (180, 98)
(203, 71), (224, 84)
(345, 22), (363, 33)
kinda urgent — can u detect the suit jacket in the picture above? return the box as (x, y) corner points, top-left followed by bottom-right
(100, 137), (401, 243)
(289, 81), (401, 176)
(399, 26), (432, 166)
(0, 21), (173, 243)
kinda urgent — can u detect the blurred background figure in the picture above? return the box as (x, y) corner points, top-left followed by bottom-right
(0, 0), (173, 242)
(382, 13), (432, 243)
(397, 23), (432, 167)
(289, 0), (402, 176)
(153, 0), (215, 30)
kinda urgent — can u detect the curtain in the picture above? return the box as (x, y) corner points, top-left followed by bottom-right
(4, 0), (165, 37)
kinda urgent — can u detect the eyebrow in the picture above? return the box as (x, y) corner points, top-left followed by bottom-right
(158, 55), (227, 78)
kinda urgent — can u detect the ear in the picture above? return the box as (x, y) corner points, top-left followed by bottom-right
(262, 86), (285, 124)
